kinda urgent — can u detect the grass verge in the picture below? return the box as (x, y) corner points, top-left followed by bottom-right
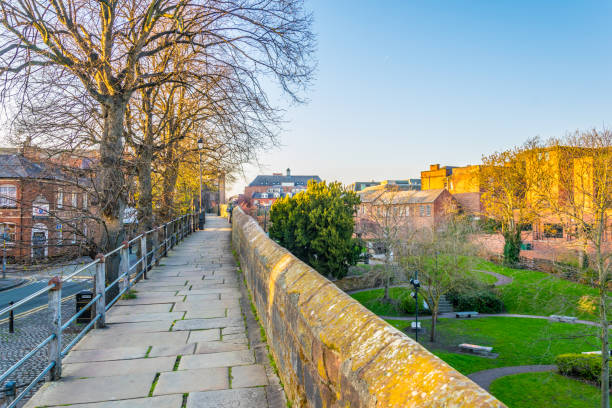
(489, 372), (599, 408)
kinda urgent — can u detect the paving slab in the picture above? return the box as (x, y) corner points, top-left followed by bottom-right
(111, 304), (173, 314)
(187, 388), (267, 408)
(188, 329), (221, 342)
(75, 331), (189, 350)
(231, 364), (269, 388)
(116, 296), (183, 306)
(184, 308), (227, 319)
(149, 343), (197, 358)
(102, 321), (173, 333)
(24, 373), (156, 407)
(106, 311), (185, 323)
(63, 346), (148, 364)
(154, 367), (229, 396)
(63, 356), (176, 378)
(195, 341), (248, 354)
(180, 350), (255, 370)
(49, 394), (183, 408)
(173, 317), (243, 331)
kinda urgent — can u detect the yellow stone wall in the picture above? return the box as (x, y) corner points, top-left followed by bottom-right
(232, 207), (506, 408)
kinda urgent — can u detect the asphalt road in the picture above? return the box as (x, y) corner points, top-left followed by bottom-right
(0, 279), (92, 317)
(0, 253), (138, 319)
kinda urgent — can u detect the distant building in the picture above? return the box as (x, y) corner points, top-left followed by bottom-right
(349, 179), (420, 192)
(421, 164), (482, 214)
(244, 169), (321, 207)
(356, 188), (458, 232)
(347, 181), (380, 192)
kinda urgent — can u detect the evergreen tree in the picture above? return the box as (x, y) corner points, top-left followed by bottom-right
(269, 180), (361, 279)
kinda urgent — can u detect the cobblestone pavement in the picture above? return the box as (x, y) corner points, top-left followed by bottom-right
(1, 297), (80, 406)
(24, 216), (283, 408)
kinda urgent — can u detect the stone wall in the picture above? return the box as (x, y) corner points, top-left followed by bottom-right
(232, 207), (505, 407)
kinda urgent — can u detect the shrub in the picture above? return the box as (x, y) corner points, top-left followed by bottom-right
(556, 353), (609, 384)
(447, 278), (504, 313)
(399, 293), (431, 315)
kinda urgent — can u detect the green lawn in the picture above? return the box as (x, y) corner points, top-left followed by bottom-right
(476, 259), (601, 321)
(490, 372), (600, 408)
(350, 287), (428, 317)
(385, 317), (602, 374)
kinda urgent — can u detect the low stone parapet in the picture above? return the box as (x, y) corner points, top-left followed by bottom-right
(232, 207), (505, 407)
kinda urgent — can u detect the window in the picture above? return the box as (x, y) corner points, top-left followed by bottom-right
(426, 205), (431, 217)
(0, 185), (17, 208)
(57, 228), (62, 245)
(420, 206), (425, 217)
(0, 223), (16, 244)
(57, 188), (63, 209)
(72, 231), (76, 244)
(71, 192), (78, 208)
(83, 193), (88, 209)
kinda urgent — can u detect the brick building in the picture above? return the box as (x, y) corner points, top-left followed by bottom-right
(0, 152), (98, 262)
(355, 185), (458, 233)
(421, 164), (483, 214)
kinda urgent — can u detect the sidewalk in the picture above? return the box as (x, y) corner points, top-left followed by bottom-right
(25, 216), (278, 408)
(0, 277), (26, 292)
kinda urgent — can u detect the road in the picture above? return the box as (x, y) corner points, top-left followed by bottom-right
(0, 279), (92, 318)
(0, 253), (138, 320)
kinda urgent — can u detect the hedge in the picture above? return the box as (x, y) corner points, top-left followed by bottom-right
(556, 353), (610, 384)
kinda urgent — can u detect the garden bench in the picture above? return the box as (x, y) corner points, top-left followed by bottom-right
(455, 311), (478, 318)
(549, 315), (577, 323)
(410, 322), (422, 331)
(458, 343), (493, 355)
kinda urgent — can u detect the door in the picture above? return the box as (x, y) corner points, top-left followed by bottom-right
(32, 232), (46, 259)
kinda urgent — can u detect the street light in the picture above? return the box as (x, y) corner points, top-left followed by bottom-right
(410, 271), (421, 343)
(197, 138), (204, 229)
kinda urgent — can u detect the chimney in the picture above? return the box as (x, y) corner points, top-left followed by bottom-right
(430, 164), (440, 171)
(286, 168), (291, 176)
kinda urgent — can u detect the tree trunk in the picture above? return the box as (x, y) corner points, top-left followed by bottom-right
(503, 227), (522, 266)
(99, 97), (127, 299)
(430, 303), (438, 342)
(599, 252), (609, 408)
(383, 251), (391, 301)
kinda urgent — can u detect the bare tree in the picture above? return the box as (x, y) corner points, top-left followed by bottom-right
(357, 188), (416, 301)
(0, 0), (315, 251)
(400, 216), (477, 342)
(530, 129), (611, 408)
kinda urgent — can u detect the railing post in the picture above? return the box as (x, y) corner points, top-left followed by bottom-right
(140, 234), (148, 279)
(48, 276), (62, 381)
(119, 241), (130, 294)
(163, 225), (168, 257)
(94, 254), (106, 328)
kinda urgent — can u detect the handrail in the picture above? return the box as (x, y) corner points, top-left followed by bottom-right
(0, 210), (202, 406)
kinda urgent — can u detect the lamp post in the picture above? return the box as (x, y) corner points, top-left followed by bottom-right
(197, 138), (204, 229)
(216, 173), (221, 216)
(410, 271), (421, 343)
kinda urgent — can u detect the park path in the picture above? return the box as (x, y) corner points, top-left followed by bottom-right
(379, 313), (599, 326)
(25, 216), (280, 408)
(473, 269), (513, 286)
(467, 365), (557, 391)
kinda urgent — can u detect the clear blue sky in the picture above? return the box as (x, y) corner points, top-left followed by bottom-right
(231, 0), (612, 196)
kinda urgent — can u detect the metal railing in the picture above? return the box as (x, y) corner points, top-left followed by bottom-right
(0, 211), (203, 408)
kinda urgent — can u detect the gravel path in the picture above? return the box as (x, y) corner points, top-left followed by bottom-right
(467, 365), (557, 391)
(473, 269), (513, 286)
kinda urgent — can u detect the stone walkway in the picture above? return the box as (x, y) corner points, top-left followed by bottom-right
(25, 216), (280, 408)
(467, 365), (557, 391)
